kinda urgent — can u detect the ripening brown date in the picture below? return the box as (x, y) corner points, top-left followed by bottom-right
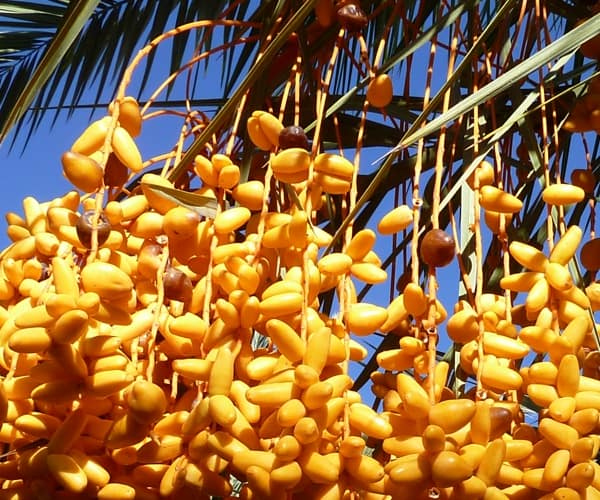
(279, 125), (309, 150)
(570, 168), (595, 194)
(103, 153), (130, 188)
(76, 210), (111, 248)
(337, 4), (368, 32)
(163, 266), (193, 302)
(419, 228), (455, 267)
(580, 238), (600, 270)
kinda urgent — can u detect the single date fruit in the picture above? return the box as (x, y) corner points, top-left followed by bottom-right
(279, 125), (309, 150)
(76, 210), (111, 248)
(420, 229), (455, 267)
(163, 267), (193, 302)
(337, 4), (368, 32)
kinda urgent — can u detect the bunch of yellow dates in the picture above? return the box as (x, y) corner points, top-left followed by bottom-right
(373, 162), (600, 499)
(1, 97), (600, 500)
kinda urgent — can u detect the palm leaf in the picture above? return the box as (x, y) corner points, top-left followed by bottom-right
(142, 183), (219, 219)
(323, 9), (600, 254)
(0, 0), (100, 141)
(0, 0), (255, 145)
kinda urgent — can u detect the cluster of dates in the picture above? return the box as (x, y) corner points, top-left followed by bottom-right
(365, 157), (600, 498)
(0, 97), (424, 499)
(0, 79), (600, 499)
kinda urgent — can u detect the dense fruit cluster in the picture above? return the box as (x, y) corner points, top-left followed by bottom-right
(2, 2), (600, 498)
(1, 89), (600, 499)
(0, 99), (396, 498)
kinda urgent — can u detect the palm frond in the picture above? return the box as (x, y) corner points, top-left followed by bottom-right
(0, 0), (250, 144)
(0, 0), (96, 140)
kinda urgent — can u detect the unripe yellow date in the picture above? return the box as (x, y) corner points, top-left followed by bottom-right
(47, 453), (88, 493)
(349, 403), (392, 440)
(509, 241), (548, 272)
(550, 225), (583, 264)
(81, 261), (133, 300)
(61, 151), (104, 193)
(265, 318), (306, 362)
(539, 418), (579, 449)
(112, 126), (143, 173)
(431, 450), (473, 487)
(542, 184), (585, 206)
(347, 303), (388, 335)
(428, 398), (476, 434)
(367, 74), (394, 107)
(480, 185), (523, 213)
(71, 116), (111, 155)
(271, 148), (310, 175)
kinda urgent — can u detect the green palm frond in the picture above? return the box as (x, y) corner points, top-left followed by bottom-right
(0, 0), (241, 143)
(0, 0), (101, 143)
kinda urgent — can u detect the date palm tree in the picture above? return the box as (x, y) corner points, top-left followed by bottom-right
(2, 0), (600, 495)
